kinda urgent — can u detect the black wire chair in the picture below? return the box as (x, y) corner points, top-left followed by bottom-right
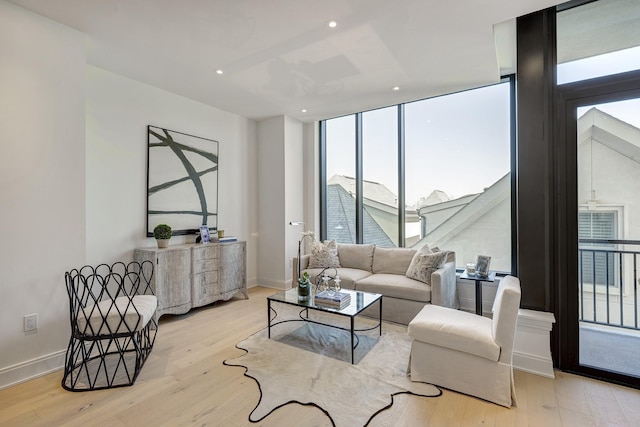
(62, 261), (158, 391)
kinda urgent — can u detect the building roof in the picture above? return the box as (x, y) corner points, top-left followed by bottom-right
(329, 175), (398, 208)
(412, 107), (640, 249)
(414, 173), (510, 248)
(417, 190), (451, 207)
(579, 107), (640, 163)
(326, 183), (395, 247)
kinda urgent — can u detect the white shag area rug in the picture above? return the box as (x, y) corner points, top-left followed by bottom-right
(223, 307), (441, 427)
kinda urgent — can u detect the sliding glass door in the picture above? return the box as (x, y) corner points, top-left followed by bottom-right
(576, 98), (640, 379)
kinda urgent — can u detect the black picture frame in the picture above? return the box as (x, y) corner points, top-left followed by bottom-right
(476, 255), (491, 277)
(146, 126), (219, 236)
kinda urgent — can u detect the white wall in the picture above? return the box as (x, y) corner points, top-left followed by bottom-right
(258, 117), (287, 288)
(0, 1), (259, 388)
(85, 65), (258, 271)
(284, 117), (304, 286)
(257, 116), (305, 289)
(0, 1), (86, 386)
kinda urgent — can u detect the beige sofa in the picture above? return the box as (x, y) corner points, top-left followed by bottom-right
(293, 243), (458, 325)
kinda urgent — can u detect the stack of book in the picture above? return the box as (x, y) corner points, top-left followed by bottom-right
(218, 236), (237, 242)
(315, 291), (351, 310)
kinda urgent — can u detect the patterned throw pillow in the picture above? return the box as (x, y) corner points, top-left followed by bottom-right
(308, 240), (341, 269)
(406, 245), (447, 286)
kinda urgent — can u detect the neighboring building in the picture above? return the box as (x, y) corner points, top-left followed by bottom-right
(415, 174), (511, 271)
(327, 175), (420, 247)
(576, 107), (640, 327)
(327, 108), (640, 288)
(415, 190), (451, 208)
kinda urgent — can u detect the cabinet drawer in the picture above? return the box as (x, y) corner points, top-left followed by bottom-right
(193, 258), (218, 274)
(192, 245), (219, 262)
(193, 271), (219, 288)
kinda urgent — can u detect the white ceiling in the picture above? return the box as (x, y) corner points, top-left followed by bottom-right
(9, 0), (563, 122)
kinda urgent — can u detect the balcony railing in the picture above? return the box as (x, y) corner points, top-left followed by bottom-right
(578, 239), (640, 330)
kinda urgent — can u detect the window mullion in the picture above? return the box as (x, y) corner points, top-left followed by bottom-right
(398, 104), (405, 247)
(355, 112), (363, 244)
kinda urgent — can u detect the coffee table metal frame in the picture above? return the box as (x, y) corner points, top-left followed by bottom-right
(267, 287), (382, 364)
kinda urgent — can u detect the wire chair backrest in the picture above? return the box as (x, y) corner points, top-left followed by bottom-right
(65, 260), (154, 337)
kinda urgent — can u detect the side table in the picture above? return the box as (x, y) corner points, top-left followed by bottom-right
(460, 271), (496, 315)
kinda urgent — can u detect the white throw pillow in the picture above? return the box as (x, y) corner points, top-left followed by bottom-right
(406, 245), (447, 285)
(308, 240), (341, 269)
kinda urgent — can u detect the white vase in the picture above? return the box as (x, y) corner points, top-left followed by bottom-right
(157, 239), (170, 248)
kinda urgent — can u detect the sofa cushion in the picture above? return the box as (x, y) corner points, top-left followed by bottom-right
(430, 247), (456, 264)
(408, 304), (500, 361)
(406, 246), (447, 286)
(356, 273), (431, 302)
(308, 240), (341, 269)
(372, 247), (416, 275)
(337, 243), (375, 271)
(302, 267), (371, 290)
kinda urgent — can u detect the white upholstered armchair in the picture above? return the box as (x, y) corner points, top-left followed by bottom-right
(407, 275), (522, 407)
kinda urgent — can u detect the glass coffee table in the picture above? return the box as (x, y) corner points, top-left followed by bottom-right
(267, 287), (382, 364)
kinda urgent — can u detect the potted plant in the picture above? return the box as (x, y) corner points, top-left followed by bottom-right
(298, 271), (311, 301)
(153, 224), (172, 248)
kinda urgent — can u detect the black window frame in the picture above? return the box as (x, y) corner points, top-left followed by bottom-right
(319, 76), (517, 274)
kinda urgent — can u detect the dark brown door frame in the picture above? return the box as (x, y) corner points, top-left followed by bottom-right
(556, 69), (640, 388)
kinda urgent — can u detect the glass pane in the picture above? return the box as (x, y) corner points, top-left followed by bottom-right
(362, 106), (398, 247)
(577, 99), (640, 377)
(557, 0), (640, 84)
(325, 115), (356, 243)
(405, 82), (511, 271)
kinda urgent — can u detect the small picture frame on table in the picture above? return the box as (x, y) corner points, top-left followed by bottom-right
(199, 226), (210, 243)
(476, 255), (491, 277)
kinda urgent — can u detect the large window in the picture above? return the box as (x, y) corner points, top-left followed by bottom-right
(322, 79), (514, 272)
(406, 83), (512, 271)
(557, 0), (640, 85)
(362, 106), (398, 247)
(325, 115), (356, 243)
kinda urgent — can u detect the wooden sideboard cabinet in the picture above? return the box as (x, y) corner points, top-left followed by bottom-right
(220, 242), (248, 299)
(191, 243), (221, 307)
(134, 241), (247, 320)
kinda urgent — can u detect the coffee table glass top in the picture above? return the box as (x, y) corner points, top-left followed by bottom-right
(268, 287), (381, 316)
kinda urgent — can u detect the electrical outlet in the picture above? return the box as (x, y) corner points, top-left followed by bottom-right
(24, 313), (38, 332)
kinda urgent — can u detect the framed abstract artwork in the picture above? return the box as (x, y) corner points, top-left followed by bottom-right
(146, 125), (219, 236)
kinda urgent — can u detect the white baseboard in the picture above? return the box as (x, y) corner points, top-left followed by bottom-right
(259, 277), (289, 289)
(0, 350), (65, 390)
(247, 275), (258, 288)
(513, 308), (556, 379)
(513, 351), (555, 378)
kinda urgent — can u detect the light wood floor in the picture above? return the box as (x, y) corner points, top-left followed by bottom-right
(2, 286), (640, 426)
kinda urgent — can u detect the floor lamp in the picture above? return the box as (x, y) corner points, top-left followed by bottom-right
(289, 221), (313, 281)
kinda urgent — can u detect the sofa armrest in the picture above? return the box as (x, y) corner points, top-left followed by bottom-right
(430, 261), (459, 309)
(292, 254), (311, 284)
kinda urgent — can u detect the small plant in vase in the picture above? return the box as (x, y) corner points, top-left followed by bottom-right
(298, 271), (311, 301)
(153, 224), (172, 248)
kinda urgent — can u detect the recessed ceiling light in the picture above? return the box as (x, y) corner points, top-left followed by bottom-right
(393, 86), (400, 91)
(216, 69), (224, 75)
(301, 109), (307, 113)
(328, 21), (337, 28)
